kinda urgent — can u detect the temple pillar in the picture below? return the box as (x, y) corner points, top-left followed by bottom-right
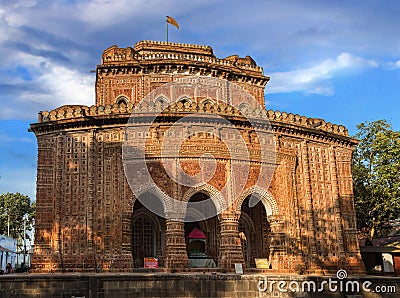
(218, 209), (245, 271)
(165, 208), (189, 269)
(268, 215), (288, 271)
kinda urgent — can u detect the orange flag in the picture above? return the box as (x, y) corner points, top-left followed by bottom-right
(166, 16), (179, 29)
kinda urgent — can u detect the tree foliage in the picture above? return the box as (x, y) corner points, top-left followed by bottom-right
(0, 192), (35, 239)
(352, 120), (400, 244)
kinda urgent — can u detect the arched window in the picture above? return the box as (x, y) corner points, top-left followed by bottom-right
(238, 103), (250, 114)
(155, 96), (169, 106)
(202, 99), (215, 106)
(178, 96), (192, 105)
(115, 95), (129, 105)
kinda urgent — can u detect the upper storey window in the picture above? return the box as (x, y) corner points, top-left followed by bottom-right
(202, 99), (215, 106)
(155, 96), (169, 106)
(239, 103), (250, 114)
(116, 95), (129, 105)
(178, 96), (192, 105)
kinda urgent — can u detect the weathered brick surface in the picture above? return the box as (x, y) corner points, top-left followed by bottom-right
(30, 41), (365, 275)
(0, 274), (399, 298)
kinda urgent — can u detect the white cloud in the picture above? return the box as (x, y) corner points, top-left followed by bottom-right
(266, 53), (378, 95)
(0, 52), (95, 120)
(0, 0), (397, 119)
(23, 58), (95, 108)
(387, 60), (400, 70)
(75, 0), (154, 28)
(74, 0), (215, 29)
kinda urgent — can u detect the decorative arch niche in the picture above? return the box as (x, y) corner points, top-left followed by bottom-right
(177, 96), (192, 105)
(154, 95), (169, 107)
(115, 95), (129, 105)
(202, 99), (215, 106)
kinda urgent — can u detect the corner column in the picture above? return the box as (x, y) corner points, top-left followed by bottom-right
(301, 140), (322, 273)
(268, 215), (289, 271)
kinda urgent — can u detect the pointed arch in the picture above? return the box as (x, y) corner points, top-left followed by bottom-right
(236, 186), (278, 216)
(182, 184), (227, 214)
(133, 184), (170, 216)
(132, 208), (163, 237)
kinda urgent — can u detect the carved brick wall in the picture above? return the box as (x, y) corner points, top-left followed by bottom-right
(30, 41), (365, 274)
(96, 41), (268, 107)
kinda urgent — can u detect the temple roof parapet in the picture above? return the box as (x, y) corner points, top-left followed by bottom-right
(35, 103), (349, 137)
(134, 40), (214, 56)
(101, 41), (264, 74)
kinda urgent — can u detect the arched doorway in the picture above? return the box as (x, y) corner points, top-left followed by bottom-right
(239, 195), (271, 267)
(131, 193), (165, 268)
(184, 192), (220, 267)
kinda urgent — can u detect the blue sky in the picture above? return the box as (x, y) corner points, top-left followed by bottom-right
(0, 0), (399, 200)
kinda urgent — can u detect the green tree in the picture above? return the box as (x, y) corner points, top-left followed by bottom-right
(0, 192), (35, 239)
(352, 120), (400, 244)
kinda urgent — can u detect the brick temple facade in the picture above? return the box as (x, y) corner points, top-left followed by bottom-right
(30, 40), (365, 274)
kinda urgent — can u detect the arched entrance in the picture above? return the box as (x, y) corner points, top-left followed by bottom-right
(239, 195), (271, 268)
(131, 193), (165, 268)
(184, 192), (220, 267)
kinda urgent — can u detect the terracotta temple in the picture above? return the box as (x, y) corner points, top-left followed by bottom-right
(30, 40), (365, 274)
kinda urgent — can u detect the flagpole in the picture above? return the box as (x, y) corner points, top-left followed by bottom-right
(166, 21), (169, 43)
(166, 16), (179, 42)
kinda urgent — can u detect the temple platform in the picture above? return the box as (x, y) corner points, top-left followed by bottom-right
(0, 272), (399, 297)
